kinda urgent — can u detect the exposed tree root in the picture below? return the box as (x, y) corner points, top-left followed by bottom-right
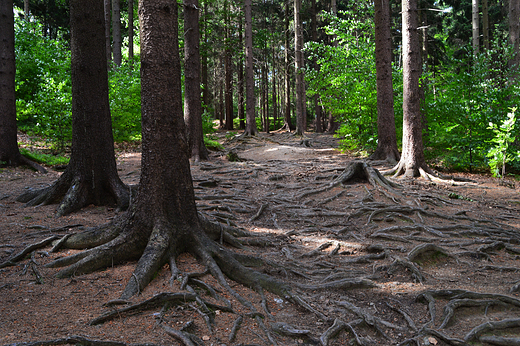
(2, 335), (158, 346)
(17, 172), (131, 217)
(0, 235), (59, 268)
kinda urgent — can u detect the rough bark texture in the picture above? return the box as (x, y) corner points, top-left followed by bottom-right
(0, 0), (45, 173)
(370, 0), (400, 164)
(294, 0), (305, 136)
(237, 16), (245, 130)
(17, 0), (129, 216)
(224, 0), (234, 131)
(384, 0), (431, 178)
(112, 0), (122, 66)
(483, 0), (489, 50)
(0, 0), (21, 166)
(184, 0), (208, 162)
(104, 0), (111, 64)
(244, 0), (257, 136)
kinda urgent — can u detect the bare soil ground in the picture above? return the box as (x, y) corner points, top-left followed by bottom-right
(2, 132), (520, 346)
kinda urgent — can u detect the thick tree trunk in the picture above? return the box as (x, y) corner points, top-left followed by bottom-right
(201, 2), (209, 110)
(294, 0), (305, 135)
(17, 0), (129, 216)
(244, 0), (257, 136)
(385, 0), (429, 178)
(112, 0), (122, 66)
(0, 0), (45, 173)
(184, 0), (208, 162)
(370, 0), (400, 163)
(104, 0), (111, 65)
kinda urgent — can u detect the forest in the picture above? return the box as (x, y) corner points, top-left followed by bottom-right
(2, 0), (520, 345)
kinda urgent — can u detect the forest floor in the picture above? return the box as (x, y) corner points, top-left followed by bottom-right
(2, 131), (520, 346)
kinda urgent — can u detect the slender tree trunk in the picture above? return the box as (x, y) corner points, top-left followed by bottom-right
(326, 0), (338, 133)
(510, 0), (520, 70)
(128, 0), (134, 63)
(201, 2), (209, 109)
(370, 0), (400, 163)
(472, 0), (479, 55)
(104, 0), (111, 65)
(311, 0), (322, 133)
(17, 0), (129, 216)
(482, 0), (489, 50)
(237, 15), (245, 129)
(112, 0), (122, 66)
(272, 47), (278, 130)
(282, 0), (293, 131)
(244, 0), (257, 135)
(385, 0), (429, 178)
(184, 0), (208, 161)
(224, 0), (233, 130)
(24, 0), (30, 18)
(294, 0), (305, 135)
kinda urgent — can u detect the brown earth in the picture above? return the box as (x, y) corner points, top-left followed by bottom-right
(1, 132), (520, 346)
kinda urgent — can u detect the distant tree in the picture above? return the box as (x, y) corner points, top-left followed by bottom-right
(472, 0), (479, 55)
(0, 0), (45, 173)
(370, 0), (400, 163)
(184, 0), (208, 161)
(128, 0), (134, 63)
(244, 0), (257, 135)
(294, 0), (305, 135)
(17, 0), (129, 216)
(282, 0), (293, 131)
(112, 0), (122, 66)
(510, 0), (520, 70)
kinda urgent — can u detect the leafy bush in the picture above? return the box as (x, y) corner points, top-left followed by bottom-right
(15, 16), (72, 150)
(486, 110), (519, 177)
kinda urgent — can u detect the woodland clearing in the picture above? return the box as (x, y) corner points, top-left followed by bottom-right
(1, 132), (520, 346)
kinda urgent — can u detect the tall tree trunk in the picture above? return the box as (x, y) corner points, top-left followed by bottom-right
(244, 0), (257, 135)
(184, 0), (208, 161)
(201, 2), (209, 109)
(311, 0), (323, 133)
(238, 15), (245, 130)
(370, 0), (400, 163)
(272, 47), (278, 130)
(112, 0), (122, 66)
(104, 0), (111, 65)
(17, 0), (129, 216)
(482, 0), (489, 50)
(283, 0), (293, 131)
(24, 0), (30, 18)
(385, 0), (429, 178)
(128, 0), (134, 63)
(326, 0), (338, 133)
(472, 0), (479, 55)
(294, 0), (305, 135)
(224, 0), (233, 130)
(1, 0), (44, 173)
(510, 0), (520, 70)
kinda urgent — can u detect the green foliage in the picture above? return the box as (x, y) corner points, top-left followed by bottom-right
(19, 148), (70, 167)
(486, 110), (519, 178)
(305, 6), (383, 152)
(15, 16), (72, 150)
(423, 40), (520, 172)
(108, 62), (142, 142)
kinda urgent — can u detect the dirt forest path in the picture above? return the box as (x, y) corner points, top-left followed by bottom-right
(2, 132), (520, 346)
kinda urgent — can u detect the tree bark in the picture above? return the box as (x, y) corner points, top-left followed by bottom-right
(128, 0), (134, 63)
(238, 15), (245, 130)
(384, 0), (430, 178)
(482, 0), (489, 50)
(224, 0), (234, 131)
(112, 0), (122, 66)
(283, 0), (293, 131)
(294, 0), (305, 135)
(17, 0), (129, 216)
(244, 0), (257, 135)
(472, 0), (479, 55)
(326, 0), (338, 134)
(0, 0), (45, 173)
(184, 0), (208, 162)
(104, 0), (111, 65)
(370, 0), (400, 164)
